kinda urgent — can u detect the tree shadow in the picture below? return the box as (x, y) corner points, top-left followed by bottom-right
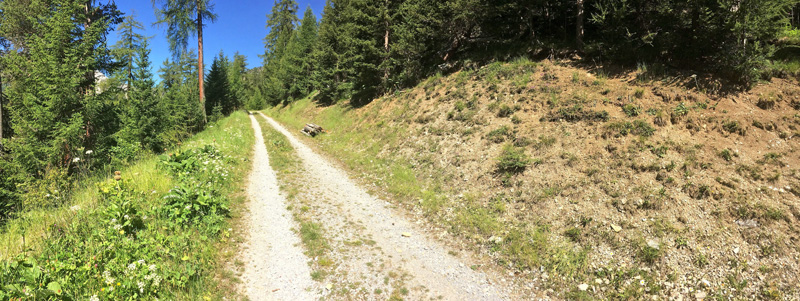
(573, 58), (751, 98)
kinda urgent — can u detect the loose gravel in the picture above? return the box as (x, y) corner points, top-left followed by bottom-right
(259, 112), (507, 300)
(238, 115), (318, 300)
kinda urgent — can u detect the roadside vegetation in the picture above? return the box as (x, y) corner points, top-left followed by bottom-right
(0, 112), (253, 299)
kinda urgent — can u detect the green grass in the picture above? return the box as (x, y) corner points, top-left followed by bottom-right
(0, 111), (255, 299)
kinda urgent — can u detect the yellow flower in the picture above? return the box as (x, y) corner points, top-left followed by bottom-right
(101, 288), (105, 292)
(116, 282), (121, 286)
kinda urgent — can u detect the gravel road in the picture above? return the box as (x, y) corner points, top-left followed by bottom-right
(258, 112), (507, 300)
(238, 115), (318, 300)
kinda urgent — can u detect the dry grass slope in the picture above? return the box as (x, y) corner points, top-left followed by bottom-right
(265, 58), (800, 300)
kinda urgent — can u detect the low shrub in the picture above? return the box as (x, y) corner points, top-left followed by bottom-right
(496, 144), (531, 173)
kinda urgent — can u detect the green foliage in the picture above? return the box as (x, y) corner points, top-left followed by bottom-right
(605, 120), (656, 138)
(3, 0), (121, 177)
(496, 144), (530, 173)
(623, 103), (641, 117)
(205, 51), (233, 116)
(0, 142), (237, 299)
(486, 126), (512, 143)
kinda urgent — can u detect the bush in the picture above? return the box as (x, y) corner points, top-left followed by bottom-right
(486, 126), (512, 143)
(547, 105), (609, 123)
(623, 103), (641, 117)
(496, 144), (531, 173)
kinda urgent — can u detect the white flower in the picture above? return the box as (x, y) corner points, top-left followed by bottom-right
(185, 205), (191, 210)
(73, 157), (81, 163)
(124, 214), (130, 220)
(137, 259), (145, 265)
(639, 279), (646, 286)
(142, 215), (148, 220)
(110, 218), (117, 223)
(69, 205), (81, 212)
(103, 270), (115, 285)
(148, 264), (157, 271)
(90, 295), (99, 301)
(86, 150), (94, 155)
(128, 263), (136, 270)
(138, 281), (145, 293)
(113, 224), (122, 230)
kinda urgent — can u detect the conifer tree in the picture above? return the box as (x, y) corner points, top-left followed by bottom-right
(112, 12), (147, 90)
(205, 51), (231, 116)
(227, 52), (248, 111)
(117, 40), (166, 154)
(283, 6), (318, 99)
(152, 0), (218, 123)
(262, 0), (299, 104)
(314, 0), (346, 103)
(3, 0), (121, 177)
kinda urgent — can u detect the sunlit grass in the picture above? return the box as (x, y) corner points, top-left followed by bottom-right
(0, 111), (254, 299)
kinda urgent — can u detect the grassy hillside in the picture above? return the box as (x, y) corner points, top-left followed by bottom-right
(0, 112), (253, 299)
(264, 59), (800, 300)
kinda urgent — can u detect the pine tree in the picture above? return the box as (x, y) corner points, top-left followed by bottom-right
(112, 12), (147, 91)
(3, 0), (121, 177)
(117, 40), (166, 154)
(227, 52), (248, 111)
(314, 0), (346, 103)
(283, 6), (318, 99)
(152, 0), (218, 123)
(205, 51), (231, 117)
(262, 0), (299, 104)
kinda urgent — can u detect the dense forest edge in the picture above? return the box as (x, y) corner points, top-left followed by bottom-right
(1, 0), (800, 299)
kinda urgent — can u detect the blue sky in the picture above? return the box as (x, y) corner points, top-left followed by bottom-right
(108, 0), (326, 73)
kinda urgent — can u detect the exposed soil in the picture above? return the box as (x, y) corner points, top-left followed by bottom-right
(264, 59), (800, 299)
(237, 115), (318, 300)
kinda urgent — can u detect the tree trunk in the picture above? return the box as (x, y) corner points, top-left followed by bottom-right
(0, 74), (4, 143)
(383, 0), (390, 83)
(576, 0), (584, 49)
(197, 4), (207, 124)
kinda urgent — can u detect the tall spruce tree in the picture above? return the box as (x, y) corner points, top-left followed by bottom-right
(112, 12), (147, 90)
(204, 51), (231, 116)
(3, 0), (121, 178)
(314, 0), (345, 103)
(262, 0), (299, 104)
(227, 52), (248, 111)
(117, 40), (166, 154)
(283, 6), (318, 99)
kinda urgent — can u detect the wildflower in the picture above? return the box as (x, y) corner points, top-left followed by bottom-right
(73, 157), (81, 163)
(148, 264), (156, 271)
(110, 218), (117, 224)
(90, 295), (99, 301)
(124, 214), (130, 220)
(86, 150), (94, 155)
(142, 215), (148, 220)
(103, 270), (115, 285)
(128, 263), (136, 271)
(640, 279), (646, 286)
(138, 281), (145, 293)
(137, 259), (145, 265)
(113, 224), (122, 231)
